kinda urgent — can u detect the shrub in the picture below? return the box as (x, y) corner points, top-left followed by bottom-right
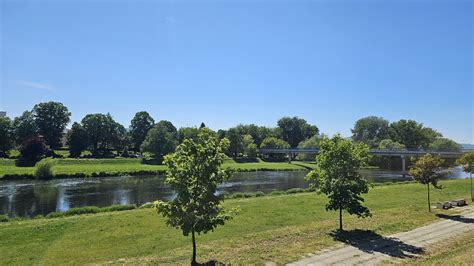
(35, 158), (56, 179)
(254, 191), (265, 197)
(45, 204), (136, 218)
(19, 136), (50, 163)
(0, 214), (9, 222)
(285, 188), (306, 194)
(269, 191), (284, 196)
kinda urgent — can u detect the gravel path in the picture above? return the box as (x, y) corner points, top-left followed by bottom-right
(287, 205), (474, 265)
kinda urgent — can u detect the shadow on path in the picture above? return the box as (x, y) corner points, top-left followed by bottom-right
(193, 260), (225, 266)
(436, 213), (474, 224)
(330, 229), (424, 259)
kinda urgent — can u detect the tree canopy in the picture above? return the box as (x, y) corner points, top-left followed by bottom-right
(389, 120), (440, 149)
(305, 135), (371, 231)
(13, 111), (38, 145)
(0, 117), (14, 157)
(154, 128), (235, 264)
(129, 111), (155, 152)
(277, 116), (318, 148)
(32, 101), (71, 149)
(351, 116), (389, 148)
(66, 122), (88, 158)
(141, 121), (178, 161)
(81, 113), (124, 154)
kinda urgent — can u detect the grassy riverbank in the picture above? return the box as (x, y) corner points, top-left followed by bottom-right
(1, 179), (471, 264)
(0, 158), (316, 179)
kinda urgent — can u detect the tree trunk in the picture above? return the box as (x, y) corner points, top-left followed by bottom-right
(339, 207), (343, 231)
(191, 230), (197, 265)
(427, 184), (431, 212)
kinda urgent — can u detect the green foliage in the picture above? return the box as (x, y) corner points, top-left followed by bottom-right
(66, 122), (88, 158)
(378, 139), (406, 150)
(35, 158), (56, 179)
(428, 138), (461, 152)
(0, 214), (9, 222)
(225, 127), (244, 157)
(155, 128), (235, 263)
(277, 116), (319, 148)
(141, 121), (178, 161)
(81, 113), (125, 155)
(45, 204), (136, 218)
(297, 134), (325, 161)
(245, 143), (258, 159)
(130, 111), (155, 152)
(409, 154), (447, 211)
(19, 136), (49, 163)
(33, 101), (71, 149)
(389, 119), (440, 149)
(351, 116), (389, 148)
(260, 137), (290, 149)
(13, 111), (38, 145)
(0, 116), (14, 157)
(305, 134), (371, 230)
(457, 152), (474, 173)
(178, 127), (200, 143)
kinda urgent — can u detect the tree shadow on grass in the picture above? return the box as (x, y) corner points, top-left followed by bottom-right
(436, 213), (474, 224)
(329, 229), (424, 259)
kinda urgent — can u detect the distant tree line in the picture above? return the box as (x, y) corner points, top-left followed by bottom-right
(0, 102), (462, 167)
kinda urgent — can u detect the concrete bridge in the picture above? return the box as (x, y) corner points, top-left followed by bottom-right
(259, 148), (473, 174)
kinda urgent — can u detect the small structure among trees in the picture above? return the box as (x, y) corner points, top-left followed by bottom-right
(305, 134), (371, 231)
(154, 128), (236, 264)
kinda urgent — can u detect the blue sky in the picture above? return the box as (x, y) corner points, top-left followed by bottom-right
(1, 0), (472, 143)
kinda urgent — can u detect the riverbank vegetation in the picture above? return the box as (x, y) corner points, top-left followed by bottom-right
(0, 158), (316, 179)
(0, 102), (465, 175)
(0, 179), (471, 265)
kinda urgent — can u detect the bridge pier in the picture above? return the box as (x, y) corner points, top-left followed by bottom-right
(288, 153), (292, 164)
(401, 155), (407, 178)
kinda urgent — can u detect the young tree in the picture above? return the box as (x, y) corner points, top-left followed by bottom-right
(0, 117), (14, 157)
(129, 111), (155, 152)
(409, 154), (446, 212)
(13, 111), (38, 145)
(305, 135), (371, 231)
(32, 101), (71, 149)
(457, 152), (474, 201)
(66, 122), (88, 158)
(141, 122), (178, 161)
(154, 129), (235, 264)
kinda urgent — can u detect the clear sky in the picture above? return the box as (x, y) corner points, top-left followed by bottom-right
(1, 0), (472, 143)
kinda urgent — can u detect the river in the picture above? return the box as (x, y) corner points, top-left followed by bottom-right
(0, 167), (470, 217)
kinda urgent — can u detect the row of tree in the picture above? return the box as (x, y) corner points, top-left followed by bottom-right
(0, 102), (461, 162)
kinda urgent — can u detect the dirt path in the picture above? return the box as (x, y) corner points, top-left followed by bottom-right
(287, 205), (474, 265)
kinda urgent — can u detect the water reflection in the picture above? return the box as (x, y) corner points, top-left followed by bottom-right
(0, 167), (470, 217)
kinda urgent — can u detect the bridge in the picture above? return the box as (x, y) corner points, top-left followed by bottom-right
(259, 148), (473, 174)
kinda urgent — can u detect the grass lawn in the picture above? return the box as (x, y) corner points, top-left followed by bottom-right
(0, 179), (472, 265)
(0, 158), (315, 178)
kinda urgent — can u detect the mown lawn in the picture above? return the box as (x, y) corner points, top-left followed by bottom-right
(0, 179), (472, 265)
(0, 158), (314, 178)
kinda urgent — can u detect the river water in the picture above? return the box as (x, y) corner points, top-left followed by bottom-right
(0, 168), (470, 217)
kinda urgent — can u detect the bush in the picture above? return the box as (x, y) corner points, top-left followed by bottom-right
(19, 136), (50, 163)
(269, 191), (284, 196)
(35, 158), (56, 179)
(45, 204), (136, 218)
(254, 191), (265, 197)
(285, 188), (306, 194)
(0, 214), (9, 222)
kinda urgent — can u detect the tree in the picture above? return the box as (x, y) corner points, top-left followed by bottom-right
(305, 135), (371, 231)
(457, 152), (474, 201)
(199, 122), (206, 129)
(81, 113), (123, 155)
(409, 154), (446, 212)
(32, 102), (71, 149)
(378, 139), (406, 150)
(13, 111), (38, 145)
(242, 135), (257, 159)
(351, 116), (389, 148)
(141, 122), (178, 161)
(225, 127), (244, 157)
(66, 122), (88, 158)
(260, 137), (291, 160)
(19, 136), (50, 163)
(178, 127), (200, 143)
(129, 111), (155, 152)
(297, 134), (325, 161)
(155, 120), (178, 139)
(277, 117), (319, 148)
(0, 117), (14, 157)
(389, 120), (440, 149)
(428, 138), (461, 152)
(154, 129), (235, 264)
(375, 139), (406, 169)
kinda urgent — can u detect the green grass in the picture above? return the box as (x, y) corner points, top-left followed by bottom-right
(0, 158), (314, 179)
(0, 179), (471, 265)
